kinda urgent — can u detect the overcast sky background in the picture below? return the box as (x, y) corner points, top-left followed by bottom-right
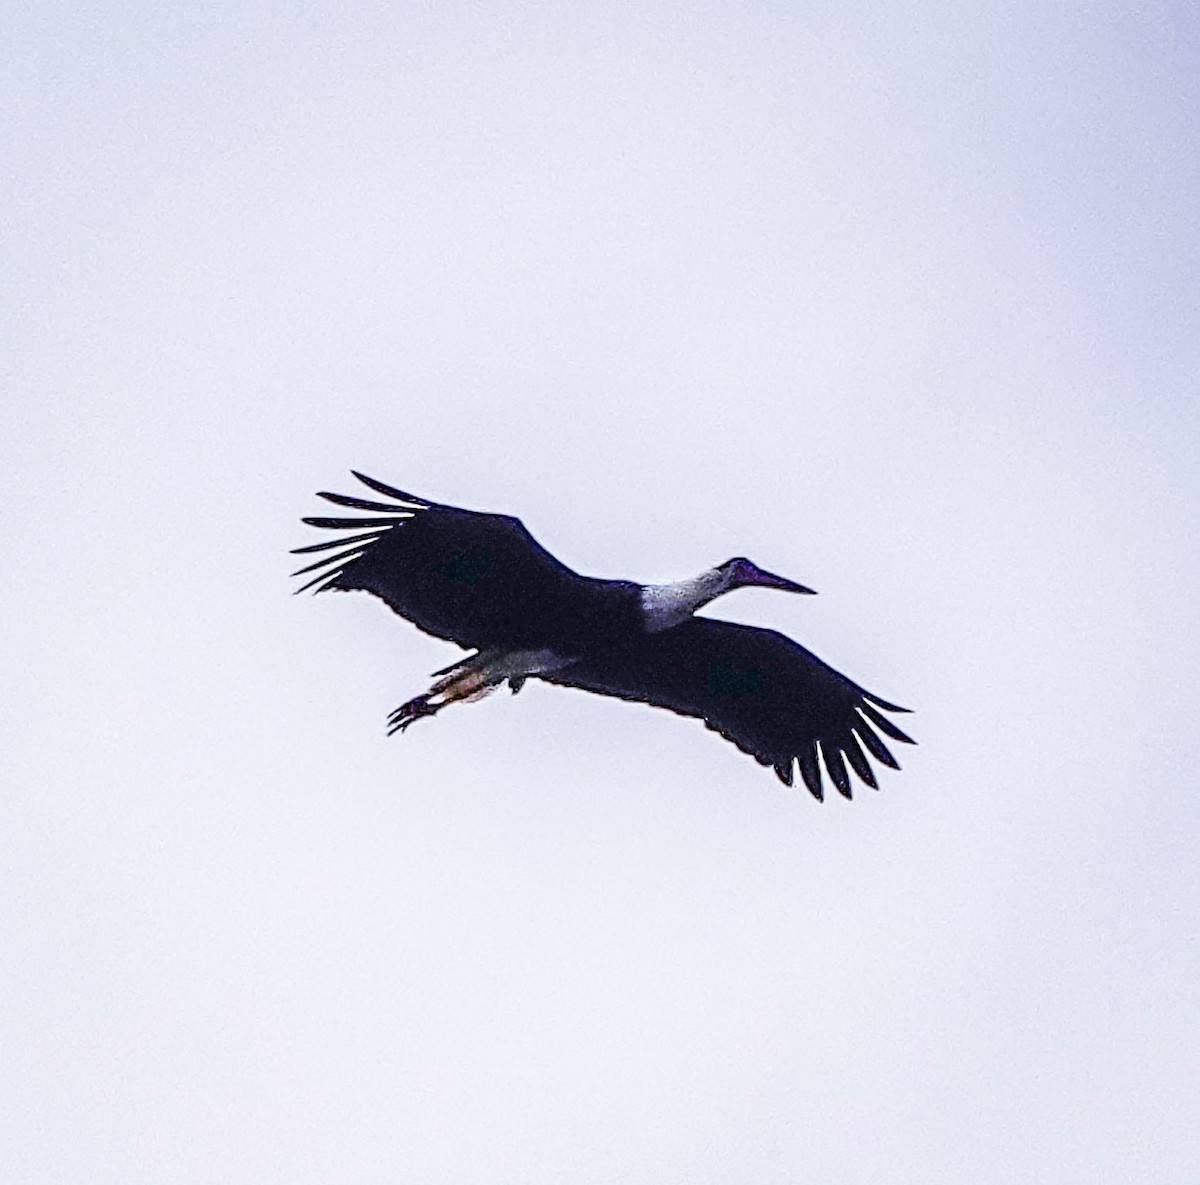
(3, 2), (1198, 1182)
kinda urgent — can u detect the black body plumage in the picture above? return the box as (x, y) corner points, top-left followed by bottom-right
(293, 472), (915, 798)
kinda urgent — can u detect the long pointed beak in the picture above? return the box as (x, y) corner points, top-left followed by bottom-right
(752, 567), (817, 595)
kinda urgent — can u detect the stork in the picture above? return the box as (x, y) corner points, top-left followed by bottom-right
(292, 473), (915, 798)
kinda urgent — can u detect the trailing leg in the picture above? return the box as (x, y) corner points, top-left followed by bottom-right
(386, 648), (576, 735)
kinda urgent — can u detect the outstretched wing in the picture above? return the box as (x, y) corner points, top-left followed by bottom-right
(291, 472), (595, 650)
(541, 616), (914, 798)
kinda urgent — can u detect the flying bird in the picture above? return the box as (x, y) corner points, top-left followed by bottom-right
(292, 473), (915, 798)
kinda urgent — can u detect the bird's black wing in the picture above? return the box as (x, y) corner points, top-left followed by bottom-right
(540, 616), (914, 798)
(291, 473), (599, 650)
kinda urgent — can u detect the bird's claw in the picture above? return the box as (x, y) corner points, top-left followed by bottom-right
(387, 694), (439, 735)
(387, 667), (499, 735)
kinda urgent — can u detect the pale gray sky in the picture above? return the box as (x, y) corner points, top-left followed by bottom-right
(3, 2), (1198, 1182)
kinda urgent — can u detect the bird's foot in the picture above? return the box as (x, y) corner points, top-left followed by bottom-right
(387, 694), (440, 735)
(386, 669), (498, 736)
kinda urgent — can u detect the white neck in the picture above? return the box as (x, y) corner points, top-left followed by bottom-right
(639, 566), (732, 633)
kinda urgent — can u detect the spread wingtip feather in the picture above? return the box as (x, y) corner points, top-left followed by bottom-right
(859, 701), (916, 745)
(303, 516), (401, 529)
(351, 471), (431, 506)
(840, 732), (879, 789)
(797, 747), (824, 801)
(853, 715), (900, 768)
(822, 744), (853, 800)
(290, 531), (383, 555)
(317, 491), (414, 513)
(290, 547), (366, 578)
(293, 568), (346, 594)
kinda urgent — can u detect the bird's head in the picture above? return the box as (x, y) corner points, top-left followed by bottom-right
(721, 557), (816, 595)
